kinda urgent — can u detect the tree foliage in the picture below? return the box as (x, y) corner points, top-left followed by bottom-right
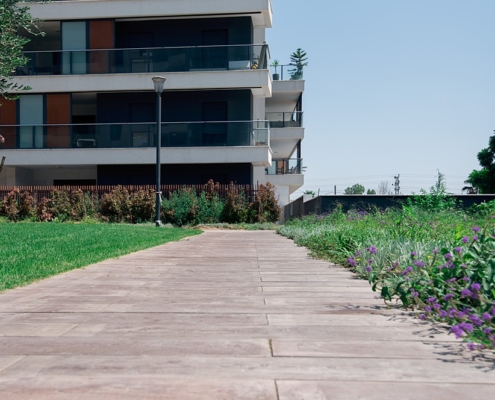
(465, 133), (495, 194)
(344, 183), (365, 195)
(0, 0), (43, 101)
(367, 189), (376, 195)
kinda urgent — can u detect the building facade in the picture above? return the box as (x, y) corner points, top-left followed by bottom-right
(0, 0), (305, 207)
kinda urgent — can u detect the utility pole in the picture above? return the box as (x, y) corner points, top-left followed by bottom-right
(394, 174), (400, 195)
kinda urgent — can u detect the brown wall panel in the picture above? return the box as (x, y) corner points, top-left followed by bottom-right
(46, 94), (71, 148)
(0, 100), (17, 148)
(89, 20), (114, 74)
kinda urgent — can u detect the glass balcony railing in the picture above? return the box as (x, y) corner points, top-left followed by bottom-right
(15, 44), (269, 76)
(266, 158), (303, 175)
(266, 112), (303, 128)
(0, 121), (269, 150)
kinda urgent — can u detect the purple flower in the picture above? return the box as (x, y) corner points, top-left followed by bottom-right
(419, 314), (427, 320)
(414, 260), (426, 267)
(433, 248), (439, 254)
(461, 236), (469, 243)
(467, 343), (477, 351)
(470, 283), (481, 292)
(433, 302), (441, 310)
(473, 235), (479, 241)
(491, 307), (495, 316)
(482, 313), (492, 322)
(365, 266), (372, 273)
(472, 226), (480, 232)
(459, 322), (474, 333)
(456, 311), (466, 319)
(444, 253), (452, 260)
(439, 310), (448, 318)
(355, 251), (362, 256)
(424, 306), (432, 312)
(392, 261), (399, 268)
(366, 246), (377, 255)
(450, 325), (464, 338)
(444, 293), (454, 301)
(368, 259), (374, 264)
(469, 314), (483, 326)
(462, 276), (470, 282)
(484, 328), (492, 335)
(427, 297), (436, 303)
(401, 266), (413, 276)
(460, 289), (472, 298)
(454, 247), (462, 253)
(448, 308), (457, 318)
(412, 291), (419, 298)
(411, 251), (417, 257)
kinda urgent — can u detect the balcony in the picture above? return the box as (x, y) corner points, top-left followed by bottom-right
(266, 158), (303, 175)
(16, 44), (269, 76)
(0, 121), (269, 150)
(266, 112), (303, 128)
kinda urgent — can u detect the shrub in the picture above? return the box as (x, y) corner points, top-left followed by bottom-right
(161, 187), (198, 227)
(50, 188), (72, 221)
(221, 182), (249, 223)
(83, 191), (99, 219)
(248, 182), (280, 223)
(100, 186), (132, 223)
(69, 189), (86, 221)
(130, 188), (155, 223)
(19, 191), (36, 220)
(36, 197), (52, 222)
(196, 191), (223, 224)
(1, 188), (20, 221)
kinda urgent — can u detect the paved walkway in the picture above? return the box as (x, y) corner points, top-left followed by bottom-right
(0, 230), (494, 399)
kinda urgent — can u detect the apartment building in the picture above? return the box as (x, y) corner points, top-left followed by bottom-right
(0, 0), (305, 207)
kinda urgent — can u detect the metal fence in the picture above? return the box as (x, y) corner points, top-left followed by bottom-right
(0, 184), (256, 203)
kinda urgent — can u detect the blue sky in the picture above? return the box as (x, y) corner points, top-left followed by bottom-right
(267, 0), (495, 195)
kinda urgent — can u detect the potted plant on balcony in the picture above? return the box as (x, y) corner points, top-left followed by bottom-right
(271, 59), (280, 80)
(289, 48), (308, 80)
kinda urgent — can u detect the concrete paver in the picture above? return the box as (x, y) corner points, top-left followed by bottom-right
(0, 230), (494, 399)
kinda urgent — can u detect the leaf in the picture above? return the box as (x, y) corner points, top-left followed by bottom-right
(381, 286), (392, 301)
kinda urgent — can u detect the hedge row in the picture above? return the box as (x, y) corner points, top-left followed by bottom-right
(0, 181), (281, 225)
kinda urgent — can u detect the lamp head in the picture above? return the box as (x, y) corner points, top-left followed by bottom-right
(152, 76), (166, 94)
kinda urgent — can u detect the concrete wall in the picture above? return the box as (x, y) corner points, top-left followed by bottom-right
(284, 195), (495, 221)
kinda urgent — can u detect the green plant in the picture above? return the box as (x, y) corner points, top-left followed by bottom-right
(248, 182), (280, 223)
(19, 190), (35, 220)
(271, 59), (280, 74)
(289, 48), (308, 79)
(221, 182), (249, 223)
(130, 188), (155, 223)
(1, 187), (19, 221)
(36, 197), (52, 222)
(407, 171), (457, 212)
(49, 188), (72, 221)
(161, 187), (198, 227)
(100, 186), (132, 223)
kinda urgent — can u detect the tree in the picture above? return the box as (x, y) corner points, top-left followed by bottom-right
(344, 184), (365, 195)
(0, 0), (43, 101)
(465, 132), (495, 194)
(377, 181), (392, 195)
(367, 189), (376, 195)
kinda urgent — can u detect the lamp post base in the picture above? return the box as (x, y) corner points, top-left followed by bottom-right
(155, 220), (162, 227)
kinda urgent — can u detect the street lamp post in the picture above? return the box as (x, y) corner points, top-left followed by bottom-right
(152, 76), (166, 227)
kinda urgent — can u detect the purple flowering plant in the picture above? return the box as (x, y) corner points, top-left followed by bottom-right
(346, 227), (495, 350)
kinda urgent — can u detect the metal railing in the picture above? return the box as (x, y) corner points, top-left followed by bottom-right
(266, 158), (303, 175)
(265, 111), (303, 128)
(0, 121), (269, 150)
(270, 64), (304, 81)
(16, 44), (269, 76)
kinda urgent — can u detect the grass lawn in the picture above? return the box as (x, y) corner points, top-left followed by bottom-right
(0, 223), (201, 291)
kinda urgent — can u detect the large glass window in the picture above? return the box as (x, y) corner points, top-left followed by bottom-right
(19, 95), (44, 148)
(62, 21), (87, 74)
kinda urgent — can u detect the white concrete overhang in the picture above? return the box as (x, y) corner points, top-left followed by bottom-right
(270, 127), (304, 159)
(12, 70), (272, 97)
(2, 146), (272, 167)
(265, 173), (304, 195)
(26, 0), (273, 28)
(266, 80), (305, 113)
